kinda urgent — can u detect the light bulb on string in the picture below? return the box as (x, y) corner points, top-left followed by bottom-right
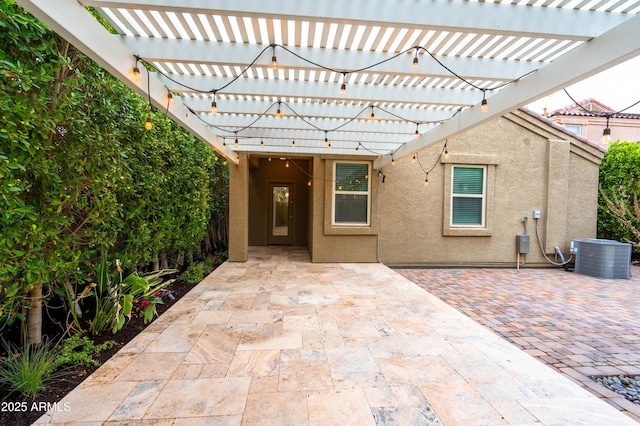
(132, 56), (142, 81)
(424, 174), (429, 187)
(413, 48), (419, 71)
(481, 90), (488, 112)
(602, 117), (612, 144)
(285, 160), (290, 168)
(271, 45), (277, 68)
(327, 142), (332, 150)
(355, 143), (360, 153)
(414, 123), (420, 139)
(260, 140), (265, 148)
(391, 155), (396, 166)
(275, 102), (282, 117)
(444, 144), (449, 159)
(324, 131), (329, 147)
(412, 154), (416, 164)
(234, 133), (239, 148)
(211, 92), (217, 115)
(144, 116), (153, 130)
(291, 140), (296, 148)
(340, 72), (347, 97)
(369, 106), (375, 120)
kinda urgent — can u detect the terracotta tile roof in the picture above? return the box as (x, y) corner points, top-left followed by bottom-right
(548, 98), (640, 119)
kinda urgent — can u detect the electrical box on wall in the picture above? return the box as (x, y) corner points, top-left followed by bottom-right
(533, 210), (541, 219)
(516, 235), (530, 254)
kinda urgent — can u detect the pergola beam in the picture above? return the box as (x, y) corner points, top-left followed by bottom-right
(82, 0), (626, 40)
(375, 13), (640, 168)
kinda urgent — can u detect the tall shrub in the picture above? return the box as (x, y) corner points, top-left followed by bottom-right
(598, 141), (640, 247)
(1, 2), (229, 342)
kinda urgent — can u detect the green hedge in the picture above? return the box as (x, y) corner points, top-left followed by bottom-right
(0, 1), (228, 331)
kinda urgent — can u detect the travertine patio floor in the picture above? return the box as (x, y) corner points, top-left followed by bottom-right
(35, 247), (636, 425)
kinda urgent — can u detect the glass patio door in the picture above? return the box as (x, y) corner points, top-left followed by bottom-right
(268, 183), (294, 245)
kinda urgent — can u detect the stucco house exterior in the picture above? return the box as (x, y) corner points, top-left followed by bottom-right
(228, 108), (605, 267)
(545, 98), (640, 147)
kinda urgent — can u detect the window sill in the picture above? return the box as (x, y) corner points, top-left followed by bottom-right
(324, 224), (377, 236)
(443, 227), (492, 237)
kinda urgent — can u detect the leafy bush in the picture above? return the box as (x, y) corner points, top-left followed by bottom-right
(598, 141), (640, 247)
(178, 263), (206, 285)
(53, 335), (115, 369)
(0, 339), (65, 399)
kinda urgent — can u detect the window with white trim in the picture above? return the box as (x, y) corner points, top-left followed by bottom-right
(451, 165), (486, 227)
(333, 162), (370, 225)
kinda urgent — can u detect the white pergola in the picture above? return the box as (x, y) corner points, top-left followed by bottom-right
(17, 0), (640, 167)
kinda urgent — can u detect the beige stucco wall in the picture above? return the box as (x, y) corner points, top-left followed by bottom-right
(308, 155), (379, 262)
(227, 111), (603, 266)
(378, 111), (603, 266)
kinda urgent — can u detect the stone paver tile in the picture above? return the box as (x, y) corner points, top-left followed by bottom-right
(226, 349), (280, 377)
(519, 397), (638, 426)
(237, 330), (302, 350)
(144, 323), (206, 353)
(308, 389), (376, 426)
(326, 347), (380, 375)
(115, 352), (186, 381)
(145, 377), (250, 419)
(242, 392), (308, 425)
(172, 416), (242, 425)
(35, 380), (137, 423)
(278, 360), (334, 391)
(108, 380), (166, 421)
(184, 328), (240, 364)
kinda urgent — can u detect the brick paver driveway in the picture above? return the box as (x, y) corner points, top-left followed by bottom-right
(396, 266), (640, 422)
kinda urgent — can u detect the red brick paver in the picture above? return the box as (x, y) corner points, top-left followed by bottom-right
(396, 266), (640, 421)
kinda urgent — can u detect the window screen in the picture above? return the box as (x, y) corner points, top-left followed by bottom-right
(451, 166), (485, 226)
(334, 162), (370, 225)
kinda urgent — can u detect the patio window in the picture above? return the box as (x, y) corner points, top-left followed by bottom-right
(333, 162), (370, 225)
(451, 166), (486, 227)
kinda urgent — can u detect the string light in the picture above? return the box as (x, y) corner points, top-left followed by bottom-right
(327, 142), (332, 150)
(166, 90), (173, 105)
(444, 145), (449, 159)
(368, 106), (375, 120)
(414, 123), (420, 139)
(144, 116), (153, 130)
(424, 174), (429, 187)
(275, 102), (282, 117)
(260, 139), (264, 148)
(355, 143), (360, 153)
(271, 44), (278, 68)
(412, 154), (416, 164)
(413, 48), (419, 71)
(132, 42), (540, 159)
(291, 140), (296, 148)
(324, 131), (329, 147)
(391, 155), (396, 166)
(307, 180), (312, 187)
(234, 132), (239, 148)
(132, 56), (141, 81)
(285, 160), (290, 168)
(211, 91), (217, 115)
(602, 117), (612, 144)
(481, 90), (488, 112)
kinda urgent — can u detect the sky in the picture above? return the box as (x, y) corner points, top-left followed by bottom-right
(526, 56), (640, 115)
